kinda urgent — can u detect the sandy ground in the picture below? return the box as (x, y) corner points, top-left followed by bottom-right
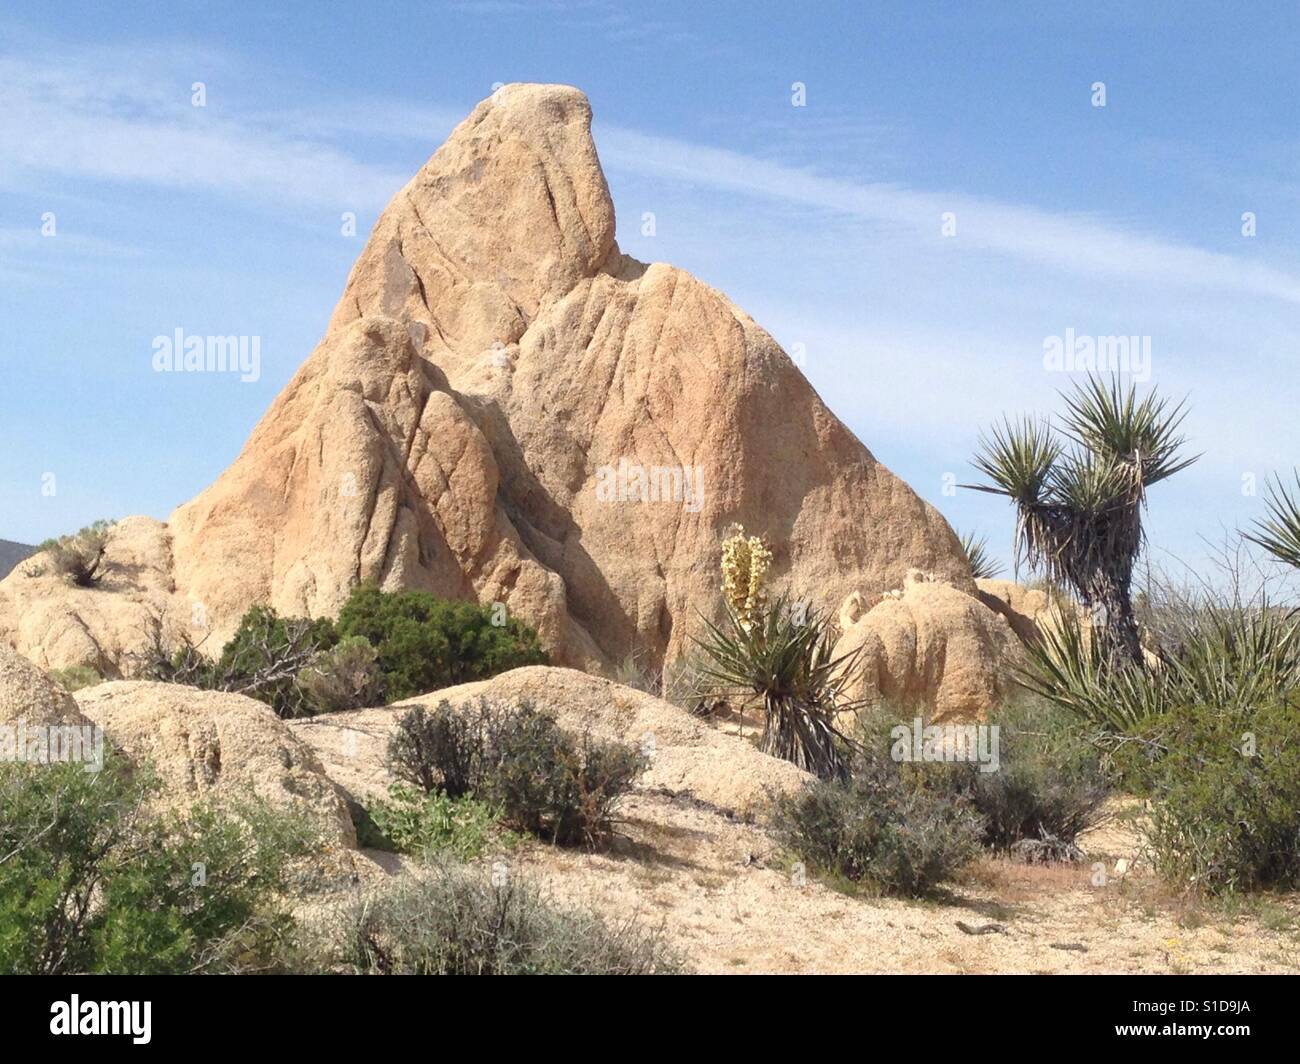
(434, 791), (1300, 975)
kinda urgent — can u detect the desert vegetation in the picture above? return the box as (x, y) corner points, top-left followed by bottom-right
(385, 698), (646, 847)
(694, 524), (860, 780)
(25, 519), (114, 587)
(318, 861), (684, 975)
(142, 585), (548, 717)
(0, 759), (314, 974)
(968, 376), (1197, 664)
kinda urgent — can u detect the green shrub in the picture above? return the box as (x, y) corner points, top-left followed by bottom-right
(771, 749), (983, 897)
(938, 698), (1109, 856)
(336, 585), (548, 701)
(30, 520), (114, 587)
(296, 635), (385, 713)
(0, 760), (313, 974)
(326, 860), (685, 974)
(145, 606), (338, 718)
(388, 699), (487, 796)
(48, 664), (104, 692)
(1143, 697), (1300, 894)
(387, 699), (646, 846)
(486, 706), (646, 846)
(363, 784), (505, 860)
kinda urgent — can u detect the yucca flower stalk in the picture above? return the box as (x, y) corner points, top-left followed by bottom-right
(693, 594), (861, 780)
(966, 376), (1198, 665)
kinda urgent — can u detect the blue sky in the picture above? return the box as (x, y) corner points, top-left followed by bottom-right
(2, 1), (1298, 585)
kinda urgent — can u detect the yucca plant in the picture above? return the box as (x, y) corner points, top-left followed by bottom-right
(1018, 602), (1300, 739)
(693, 594), (861, 780)
(959, 531), (1003, 580)
(1247, 472), (1300, 571)
(967, 376), (1198, 664)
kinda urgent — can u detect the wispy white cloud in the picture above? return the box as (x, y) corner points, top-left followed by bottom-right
(596, 126), (1300, 306)
(0, 52), (411, 211)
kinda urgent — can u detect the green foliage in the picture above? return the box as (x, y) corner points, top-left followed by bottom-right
(0, 760), (313, 974)
(30, 520), (114, 587)
(325, 860), (685, 974)
(363, 784), (505, 860)
(146, 606), (338, 718)
(336, 585), (548, 701)
(387, 699), (646, 847)
(694, 593), (860, 780)
(1142, 697), (1300, 894)
(486, 705), (646, 846)
(959, 531), (1004, 580)
(771, 746), (984, 897)
(295, 635), (385, 713)
(48, 664), (104, 692)
(935, 698), (1109, 854)
(1019, 604), (1300, 741)
(1247, 472), (1300, 571)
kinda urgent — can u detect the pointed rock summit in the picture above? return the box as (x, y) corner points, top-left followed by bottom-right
(4, 85), (1008, 712)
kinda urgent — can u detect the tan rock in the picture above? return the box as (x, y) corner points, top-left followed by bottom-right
(75, 681), (356, 847)
(289, 665), (810, 817)
(835, 570), (1022, 723)
(0, 644), (89, 727)
(0, 83), (984, 715)
(0, 517), (182, 674)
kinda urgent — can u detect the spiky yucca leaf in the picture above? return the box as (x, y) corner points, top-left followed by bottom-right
(1018, 603), (1300, 738)
(968, 416), (1059, 505)
(1247, 472), (1300, 571)
(959, 531), (1003, 580)
(1058, 375), (1199, 488)
(692, 594), (861, 779)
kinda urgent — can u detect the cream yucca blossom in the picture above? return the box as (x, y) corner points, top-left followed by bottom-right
(720, 523), (772, 628)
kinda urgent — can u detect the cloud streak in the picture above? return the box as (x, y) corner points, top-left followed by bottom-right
(596, 127), (1300, 306)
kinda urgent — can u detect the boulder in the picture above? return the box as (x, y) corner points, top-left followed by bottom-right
(0, 517), (182, 674)
(0, 645), (89, 727)
(835, 570), (1022, 723)
(75, 681), (356, 847)
(289, 665), (810, 816)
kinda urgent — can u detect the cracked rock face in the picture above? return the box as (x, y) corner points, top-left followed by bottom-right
(2, 83), (976, 683)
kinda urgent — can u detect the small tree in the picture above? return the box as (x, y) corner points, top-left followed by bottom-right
(31, 520), (114, 587)
(967, 377), (1197, 665)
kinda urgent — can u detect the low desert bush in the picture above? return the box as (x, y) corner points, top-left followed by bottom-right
(144, 606), (337, 718)
(325, 861), (685, 974)
(771, 747), (984, 897)
(295, 635), (385, 713)
(48, 664), (104, 692)
(935, 698), (1109, 857)
(0, 760), (313, 974)
(336, 584), (548, 701)
(1141, 697), (1300, 894)
(362, 784), (505, 860)
(30, 520), (114, 587)
(387, 699), (646, 846)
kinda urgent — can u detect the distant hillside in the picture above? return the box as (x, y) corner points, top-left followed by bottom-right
(0, 539), (34, 579)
